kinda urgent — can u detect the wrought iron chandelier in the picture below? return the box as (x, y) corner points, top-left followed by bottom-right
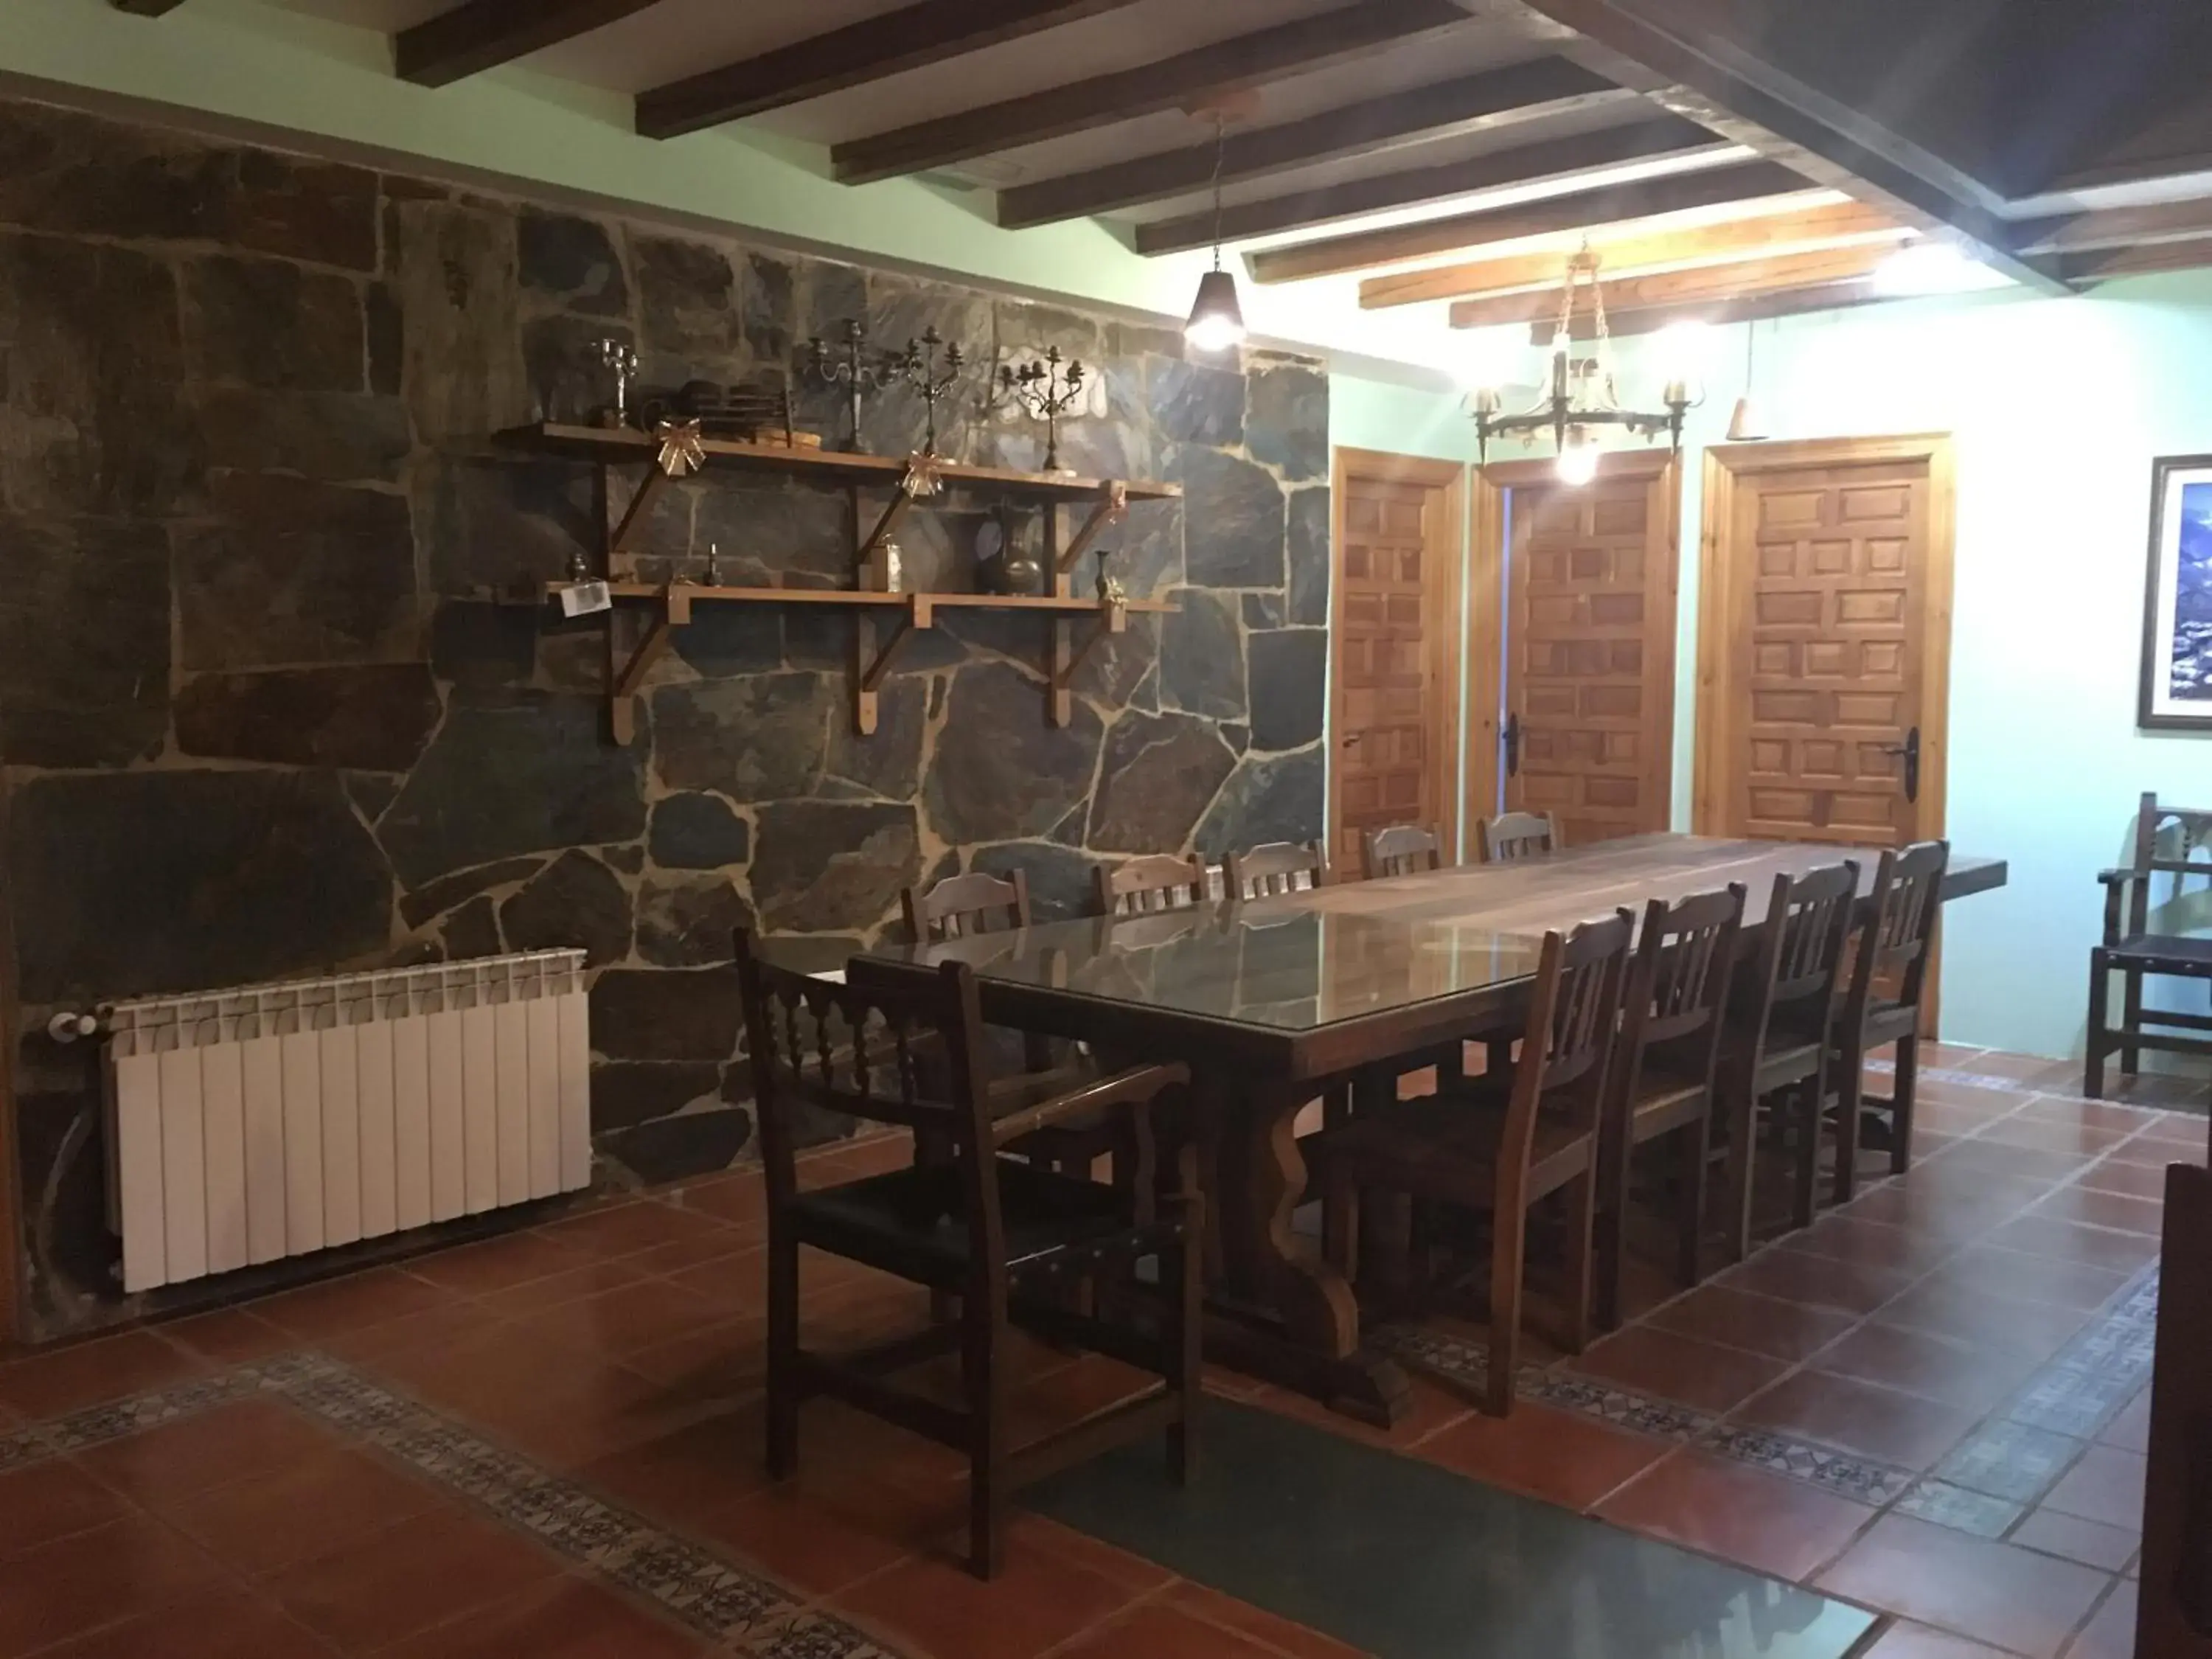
(1468, 249), (1696, 484)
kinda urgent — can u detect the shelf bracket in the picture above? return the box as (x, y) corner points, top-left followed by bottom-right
(607, 586), (692, 745)
(856, 455), (947, 570)
(1048, 599), (1128, 726)
(853, 594), (935, 736)
(1056, 481), (1129, 579)
(608, 465), (674, 566)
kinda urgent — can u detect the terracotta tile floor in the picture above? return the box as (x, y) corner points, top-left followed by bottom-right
(0, 1045), (2194, 1658)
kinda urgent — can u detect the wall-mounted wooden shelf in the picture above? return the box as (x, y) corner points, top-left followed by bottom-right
(497, 423), (1177, 743)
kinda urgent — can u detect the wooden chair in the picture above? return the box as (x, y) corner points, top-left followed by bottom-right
(2088, 793), (2212, 1099)
(1714, 862), (1859, 1251)
(900, 869), (1110, 1181)
(1363, 824), (1444, 882)
(734, 931), (1201, 1579)
(1224, 841), (1329, 900)
(903, 869), (1029, 942)
(1094, 854), (1210, 917)
(1831, 841), (1949, 1203)
(1477, 811), (1559, 863)
(1307, 911), (1635, 1416)
(2139, 1161), (2212, 1654)
(1594, 883), (1745, 1329)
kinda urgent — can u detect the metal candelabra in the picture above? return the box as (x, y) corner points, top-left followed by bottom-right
(806, 320), (891, 452)
(895, 327), (967, 456)
(998, 347), (1086, 474)
(597, 338), (639, 429)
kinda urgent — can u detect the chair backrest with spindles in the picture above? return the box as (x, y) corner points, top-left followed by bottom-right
(1846, 841), (1949, 1020)
(902, 869), (1031, 945)
(1740, 861), (1860, 1055)
(734, 931), (1001, 1272)
(1363, 824), (1444, 881)
(1224, 841), (1329, 900)
(1613, 884), (1746, 1104)
(1094, 854), (1210, 917)
(1497, 911), (1635, 1183)
(1478, 811), (1559, 863)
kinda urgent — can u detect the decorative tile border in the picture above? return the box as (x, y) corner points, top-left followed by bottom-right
(0, 1352), (903, 1659)
(1379, 1257), (2163, 1545)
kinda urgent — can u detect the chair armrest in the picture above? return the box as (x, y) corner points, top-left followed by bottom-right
(2096, 867), (2145, 886)
(989, 1062), (1189, 1147)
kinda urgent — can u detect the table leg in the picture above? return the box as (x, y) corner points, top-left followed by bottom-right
(1203, 1078), (1411, 1426)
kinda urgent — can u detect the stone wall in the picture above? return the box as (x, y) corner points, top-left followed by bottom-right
(0, 97), (1329, 1341)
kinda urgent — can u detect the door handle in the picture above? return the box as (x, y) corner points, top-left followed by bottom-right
(1877, 726), (1921, 804)
(1502, 713), (1523, 778)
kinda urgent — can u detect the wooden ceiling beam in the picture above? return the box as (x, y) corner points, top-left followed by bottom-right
(829, 0), (1470, 186)
(2017, 197), (2212, 256)
(636, 0), (1145, 140)
(996, 58), (1630, 230)
(2059, 234), (2212, 284)
(396, 0), (661, 88)
(1510, 0), (2069, 294)
(1138, 116), (1728, 257)
(1248, 158), (1809, 284)
(1538, 278), (1886, 340)
(1449, 243), (1895, 328)
(1363, 198), (1903, 307)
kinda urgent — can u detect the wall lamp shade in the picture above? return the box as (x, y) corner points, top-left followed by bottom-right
(1726, 394), (1768, 441)
(1184, 268), (1246, 353)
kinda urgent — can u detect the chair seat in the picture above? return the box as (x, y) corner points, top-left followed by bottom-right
(1306, 1088), (1593, 1203)
(1722, 1036), (1823, 1096)
(2106, 933), (2212, 974)
(1856, 997), (1921, 1048)
(791, 1159), (1144, 1275)
(1626, 1074), (1710, 1141)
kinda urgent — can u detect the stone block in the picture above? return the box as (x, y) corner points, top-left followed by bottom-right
(1245, 364), (1329, 481)
(635, 873), (754, 967)
(518, 208), (628, 316)
(185, 254), (364, 391)
(196, 389), (411, 483)
(1150, 358), (1245, 448)
(1178, 445), (1286, 588)
(970, 842), (1099, 924)
(925, 661), (1104, 844)
(649, 793), (751, 869)
(601, 1107), (753, 1185)
(1159, 588), (1246, 721)
(652, 672), (830, 800)
(1196, 745), (1326, 858)
(498, 849), (633, 966)
(0, 515), (170, 767)
(634, 233), (739, 360)
(590, 1062), (722, 1133)
(378, 689), (645, 888)
(524, 313), (632, 428)
(175, 473), (417, 669)
(751, 801), (919, 933)
(1248, 628), (1327, 753)
(398, 855), (546, 930)
(417, 454), (598, 597)
(1086, 709), (1237, 854)
(827, 674), (925, 801)
(7, 769), (393, 1004)
(175, 663), (441, 771)
(391, 198), (526, 442)
(1287, 487), (1332, 625)
(589, 967), (740, 1061)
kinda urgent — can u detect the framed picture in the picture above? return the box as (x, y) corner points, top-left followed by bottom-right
(2140, 453), (2212, 730)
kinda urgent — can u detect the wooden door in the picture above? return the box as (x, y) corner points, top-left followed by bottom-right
(1328, 450), (1464, 874)
(0, 774), (16, 1346)
(1695, 437), (1954, 846)
(1470, 453), (1679, 847)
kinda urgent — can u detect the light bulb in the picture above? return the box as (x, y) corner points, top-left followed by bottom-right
(1555, 437), (1599, 486)
(1183, 268), (1246, 353)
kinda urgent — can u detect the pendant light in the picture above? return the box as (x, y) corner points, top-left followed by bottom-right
(1183, 113), (1246, 354)
(1726, 318), (1768, 441)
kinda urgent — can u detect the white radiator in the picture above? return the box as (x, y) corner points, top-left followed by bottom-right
(101, 951), (591, 1293)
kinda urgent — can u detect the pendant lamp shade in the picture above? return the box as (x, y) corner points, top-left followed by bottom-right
(1185, 268), (1246, 353)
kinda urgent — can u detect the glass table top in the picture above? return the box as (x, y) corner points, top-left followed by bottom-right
(824, 902), (1552, 1034)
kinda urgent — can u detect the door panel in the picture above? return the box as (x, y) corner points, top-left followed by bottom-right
(1497, 462), (1679, 847)
(1700, 439), (1951, 849)
(1329, 452), (1463, 874)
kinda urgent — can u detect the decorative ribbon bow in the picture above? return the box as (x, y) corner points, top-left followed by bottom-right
(655, 418), (706, 478)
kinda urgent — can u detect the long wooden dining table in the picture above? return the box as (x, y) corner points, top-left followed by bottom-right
(844, 834), (2008, 1424)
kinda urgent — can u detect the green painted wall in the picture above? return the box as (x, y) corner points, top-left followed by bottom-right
(1331, 271), (2212, 1060)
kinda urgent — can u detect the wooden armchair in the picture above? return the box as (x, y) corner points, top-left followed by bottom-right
(734, 931), (1201, 1579)
(2088, 793), (2212, 1099)
(1363, 824), (1444, 881)
(1094, 854), (1211, 917)
(1831, 841), (1948, 1201)
(1595, 884), (1745, 1327)
(1308, 911), (1635, 1415)
(1715, 863), (1859, 1253)
(1224, 841), (1329, 900)
(1477, 811), (1559, 863)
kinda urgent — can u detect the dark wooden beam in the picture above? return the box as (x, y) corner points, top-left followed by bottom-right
(396, 0), (661, 88)
(829, 0), (1470, 187)
(1450, 242), (1893, 327)
(1536, 277), (1887, 339)
(997, 58), (1629, 230)
(1365, 198), (1902, 307)
(1248, 157), (1809, 284)
(2017, 198), (2212, 256)
(1139, 116), (1727, 258)
(1511, 0), (2068, 294)
(637, 0), (1146, 141)
(2059, 234), (2212, 284)
(108, 0), (186, 12)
